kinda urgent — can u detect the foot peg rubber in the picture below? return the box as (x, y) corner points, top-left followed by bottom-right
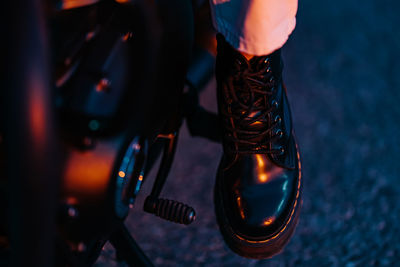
(144, 196), (195, 225)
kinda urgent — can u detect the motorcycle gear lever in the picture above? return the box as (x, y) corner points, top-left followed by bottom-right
(143, 132), (196, 225)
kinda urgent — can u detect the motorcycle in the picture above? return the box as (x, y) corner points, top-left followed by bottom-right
(0, 0), (220, 265)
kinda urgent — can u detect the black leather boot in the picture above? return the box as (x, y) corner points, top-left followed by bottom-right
(214, 34), (303, 259)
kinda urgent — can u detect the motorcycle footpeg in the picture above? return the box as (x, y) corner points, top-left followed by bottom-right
(143, 196), (196, 225)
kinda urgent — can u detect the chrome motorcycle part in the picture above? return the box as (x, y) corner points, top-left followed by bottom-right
(114, 136), (148, 219)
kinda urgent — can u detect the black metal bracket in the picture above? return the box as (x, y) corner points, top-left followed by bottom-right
(182, 46), (222, 143)
(109, 222), (153, 267)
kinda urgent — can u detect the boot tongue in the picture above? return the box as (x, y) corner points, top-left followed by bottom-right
(232, 56), (265, 105)
(248, 50), (282, 80)
(249, 56), (268, 72)
(232, 62), (270, 145)
(231, 55), (274, 148)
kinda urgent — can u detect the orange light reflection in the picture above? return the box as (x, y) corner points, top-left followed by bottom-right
(28, 73), (47, 149)
(256, 154), (269, 183)
(236, 197), (245, 219)
(63, 143), (116, 197)
(262, 216), (275, 226)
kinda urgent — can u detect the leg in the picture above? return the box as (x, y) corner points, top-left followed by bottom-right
(210, 0), (298, 56)
(209, 0), (302, 259)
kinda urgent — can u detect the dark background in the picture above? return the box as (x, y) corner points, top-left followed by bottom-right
(97, 0), (400, 265)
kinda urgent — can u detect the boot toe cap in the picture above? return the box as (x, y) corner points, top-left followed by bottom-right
(217, 153), (300, 239)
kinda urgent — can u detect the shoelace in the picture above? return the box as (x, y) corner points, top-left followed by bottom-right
(222, 57), (284, 154)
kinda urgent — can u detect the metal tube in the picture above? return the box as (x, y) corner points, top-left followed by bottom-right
(2, 0), (60, 266)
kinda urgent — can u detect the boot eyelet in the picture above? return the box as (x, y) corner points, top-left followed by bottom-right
(275, 129), (284, 139)
(266, 66), (271, 73)
(274, 115), (282, 124)
(264, 57), (270, 64)
(271, 100), (279, 109)
(269, 77), (274, 83)
(278, 146), (285, 155)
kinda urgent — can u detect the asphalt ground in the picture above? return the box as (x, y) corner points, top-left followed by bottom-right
(96, 0), (400, 266)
